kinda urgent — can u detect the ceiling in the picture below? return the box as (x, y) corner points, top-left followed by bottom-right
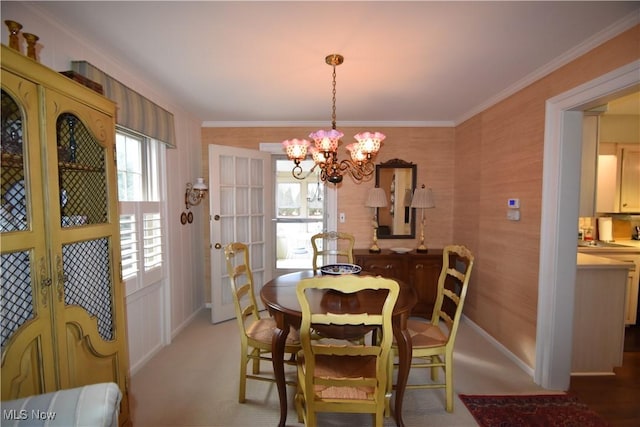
(26, 1), (640, 126)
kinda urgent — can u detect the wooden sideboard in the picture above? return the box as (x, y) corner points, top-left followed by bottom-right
(354, 249), (443, 318)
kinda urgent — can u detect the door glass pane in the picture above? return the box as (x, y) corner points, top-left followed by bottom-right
(251, 188), (263, 214)
(250, 158), (263, 185)
(277, 183), (301, 217)
(220, 217), (234, 243)
(219, 155), (234, 186)
(236, 187), (248, 215)
(236, 216), (249, 243)
(57, 113), (107, 227)
(1, 89), (28, 231)
(220, 187), (233, 215)
(235, 157), (248, 186)
(251, 243), (264, 270)
(251, 216), (263, 242)
(1, 251), (33, 349)
(62, 238), (113, 340)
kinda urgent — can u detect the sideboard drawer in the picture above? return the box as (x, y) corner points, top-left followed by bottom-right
(354, 249), (443, 318)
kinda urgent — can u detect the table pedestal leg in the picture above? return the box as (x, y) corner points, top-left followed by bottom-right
(271, 314), (289, 427)
(393, 321), (412, 427)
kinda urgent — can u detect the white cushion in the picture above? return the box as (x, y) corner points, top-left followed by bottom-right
(1, 382), (121, 427)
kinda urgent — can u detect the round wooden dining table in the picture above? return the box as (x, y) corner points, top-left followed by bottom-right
(260, 270), (416, 427)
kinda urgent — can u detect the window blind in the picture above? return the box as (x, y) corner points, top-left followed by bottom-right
(71, 61), (176, 148)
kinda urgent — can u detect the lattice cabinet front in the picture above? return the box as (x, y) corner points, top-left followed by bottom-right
(1, 45), (130, 426)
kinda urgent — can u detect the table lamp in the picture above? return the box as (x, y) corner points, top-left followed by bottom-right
(365, 187), (388, 253)
(410, 185), (435, 252)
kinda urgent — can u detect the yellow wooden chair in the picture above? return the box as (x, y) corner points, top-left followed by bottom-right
(294, 275), (400, 427)
(387, 244), (474, 413)
(311, 231), (355, 274)
(224, 242), (300, 403)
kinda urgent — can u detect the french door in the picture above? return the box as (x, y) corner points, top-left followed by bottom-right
(209, 144), (273, 323)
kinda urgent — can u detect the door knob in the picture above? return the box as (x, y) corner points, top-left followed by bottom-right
(214, 243), (222, 249)
(214, 214), (220, 221)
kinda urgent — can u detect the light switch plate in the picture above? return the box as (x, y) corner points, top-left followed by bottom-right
(508, 198), (520, 208)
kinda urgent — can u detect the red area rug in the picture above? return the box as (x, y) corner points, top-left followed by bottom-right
(459, 394), (609, 427)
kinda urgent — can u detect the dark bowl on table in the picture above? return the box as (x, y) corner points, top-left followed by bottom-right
(319, 263), (362, 275)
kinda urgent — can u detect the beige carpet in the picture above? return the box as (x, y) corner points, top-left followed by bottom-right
(129, 309), (553, 426)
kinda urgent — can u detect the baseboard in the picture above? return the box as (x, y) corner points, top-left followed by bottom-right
(571, 371), (615, 376)
(129, 342), (164, 376)
(462, 315), (535, 378)
(171, 305), (208, 340)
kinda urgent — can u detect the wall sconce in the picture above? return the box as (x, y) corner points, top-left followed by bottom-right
(185, 178), (208, 209)
(410, 185), (435, 252)
(365, 187), (388, 253)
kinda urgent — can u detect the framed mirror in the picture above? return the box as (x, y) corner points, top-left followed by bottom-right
(375, 159), (417, 239)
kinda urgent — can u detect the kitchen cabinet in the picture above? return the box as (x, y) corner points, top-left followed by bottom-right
(595, 143), (640, 214)
(1, 46), (130, 425)
(577, 245), (640, 325)
(619, 146), (640, 212)
(354, 249), (443, 318)
(579, 115), (598, 217)
(573, 253), (629, 374)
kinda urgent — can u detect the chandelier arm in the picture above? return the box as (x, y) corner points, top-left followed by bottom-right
(292, 163), (319, 181)
(336, 159), (375, 182)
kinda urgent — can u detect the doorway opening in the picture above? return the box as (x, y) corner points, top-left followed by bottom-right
(274, 157), (326, 273)
(536, 60), (639, 390)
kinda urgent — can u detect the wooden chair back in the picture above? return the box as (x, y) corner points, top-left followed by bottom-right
(310, 231), (355, 273)
(224, 242), (260, 334)
(295, 275), (399, 426)
(432, 244), (475, 347)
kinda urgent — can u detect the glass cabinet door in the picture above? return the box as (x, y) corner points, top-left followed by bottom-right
(1, 71), (57, 399)
(43, 87), (125, 391)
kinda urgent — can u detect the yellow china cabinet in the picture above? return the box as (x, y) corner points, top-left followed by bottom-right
(1, 45), (130, 425)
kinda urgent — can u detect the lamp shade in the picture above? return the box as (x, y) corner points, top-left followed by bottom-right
(410, 186), (435, 209)
(192, 177), (208, 191)
(365, 187), (388, 208)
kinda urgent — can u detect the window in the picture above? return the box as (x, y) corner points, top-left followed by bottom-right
(116, 129), (164, 295)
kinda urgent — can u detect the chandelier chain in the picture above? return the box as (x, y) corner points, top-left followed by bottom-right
(331, 64), (337, 130)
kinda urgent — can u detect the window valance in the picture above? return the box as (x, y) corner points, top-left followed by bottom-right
(71, 61), (176, 148)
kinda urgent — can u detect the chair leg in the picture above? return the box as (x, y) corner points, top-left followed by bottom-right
(430, 355), (439, 381)
(385, 351), (395, 417)
(295, 390), (304, 423)
(445, 352), (454, 412)
(239, 346), (248, 403)
(251, 348), (261, 374)
(375, 409), (384, 427)
(307, 407), (316, 427)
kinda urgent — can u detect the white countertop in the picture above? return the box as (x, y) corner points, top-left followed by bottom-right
(577, 252), (636, 269)
(614, 239), (640, 249)
(577, 239), (640, 253)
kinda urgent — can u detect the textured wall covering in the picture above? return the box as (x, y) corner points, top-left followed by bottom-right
(201, 25), (640, 372)
(454, 25), (640, 369)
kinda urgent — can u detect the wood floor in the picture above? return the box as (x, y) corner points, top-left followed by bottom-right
(569, 325), (640, 427)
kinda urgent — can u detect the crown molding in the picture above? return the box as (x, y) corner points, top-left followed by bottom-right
(454, 11), (640, 126)
(201, 120), (455, 128)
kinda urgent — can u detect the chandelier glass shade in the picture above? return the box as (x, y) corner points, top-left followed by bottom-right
(282, 54), (385, 185)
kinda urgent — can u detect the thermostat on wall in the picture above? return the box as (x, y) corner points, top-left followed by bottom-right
(508, 198), (520, 209)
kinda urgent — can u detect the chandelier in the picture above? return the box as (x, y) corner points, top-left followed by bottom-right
(282, 54), (385, 184)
